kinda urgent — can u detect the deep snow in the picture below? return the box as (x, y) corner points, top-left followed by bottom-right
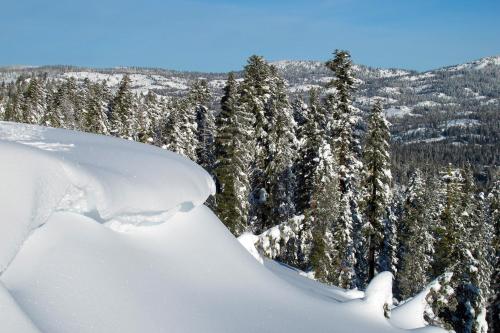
(0, 122), (444, 332)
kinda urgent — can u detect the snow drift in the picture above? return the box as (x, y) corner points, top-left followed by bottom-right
(0, 122), (444, 333)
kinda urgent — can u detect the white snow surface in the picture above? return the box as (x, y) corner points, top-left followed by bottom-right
(391, 274), (453, 330)
(0, 123), (445, 332)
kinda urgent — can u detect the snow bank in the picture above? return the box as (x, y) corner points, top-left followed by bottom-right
(237, 232), (264, 264)
(390, 274), (453, 330)
(364, 272), (394, 315)
(0, 282), (41, 333)
(0, 123), (445, 332)
(0, 122), (214, 271)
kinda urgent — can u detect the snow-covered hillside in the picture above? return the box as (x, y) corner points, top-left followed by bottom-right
(2, 55), (498, 148)
(0, 123), (444, 333)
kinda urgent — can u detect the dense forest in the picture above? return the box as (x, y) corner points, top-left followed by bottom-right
(0, 51), (498, 333)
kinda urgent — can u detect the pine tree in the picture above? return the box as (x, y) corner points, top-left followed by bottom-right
(307, 140), (340, 283)
(461, 167), (493, 333)
(266, 68), (298, 229)
(487, 181), (499, 333)
(431, 166), (490, 333)
(213, 73), (254, 235)
(239, 55), (273, 233)
(190, 80), (215, 173)
(136, 91), (159, 143)
(165, 97), (198, 160)
(4, 80), (24, 123)
(325, 49), (364, 288)
(164, 98), (183, 153)
(433, 166), (463, 276)
(82, 79), (109, 135)
(295, 89), (326, 214)
(379, 192), (399, 275)
(362, 100), (392, 281)
(396, 170), (434, 300)
(21, 76), (46, 124)
(110, 75), (135, 139)
(43, 86), (65, 128)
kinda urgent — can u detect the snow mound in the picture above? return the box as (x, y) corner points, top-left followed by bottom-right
(0, 282), (41, 333)
(237, 232), (264, 264)
(0, 122), (214, 271)
(364, 272), (394, 314)
(0, 123), (445, 332)
(391, 273), (453, 330)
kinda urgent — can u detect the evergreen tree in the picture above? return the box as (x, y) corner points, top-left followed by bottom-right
(396, 170), (434, 300)
(295, 89), (326, 213)
(431, 166), (490, 333)
(362, 100), (392, 281)
(82, 79), (109, 135)
(4, 80), (24, 123)
(433, 166), (463, 276)
(58, 77), (81, 129)
(165, 97), (198, 160)
(379, 193), (399, 275)
(487, 181), (499, 333)
(164, 98), (183, 153)
(136, 91), (159, 143)
(307, 140), (340, 283)
(43, 86), (65, 128)
(266, 68), (298, 229)
(110, 75), (135, 139)
(325, 49), (364, 287)
(190, 80), (215, 173)
(213, 73), (254, 235)
(239, 55), (273, 233)
(21, 76), (46, 124)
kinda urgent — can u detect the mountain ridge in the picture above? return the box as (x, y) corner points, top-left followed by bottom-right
(1, 54), (499, 76)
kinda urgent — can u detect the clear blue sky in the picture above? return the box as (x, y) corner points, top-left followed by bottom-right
(1, 0), (499, 72)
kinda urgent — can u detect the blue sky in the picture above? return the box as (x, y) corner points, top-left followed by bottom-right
(1, 0), (499, 72)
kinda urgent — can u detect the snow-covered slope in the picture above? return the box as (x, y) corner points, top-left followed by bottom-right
(0, 123), (443, 333)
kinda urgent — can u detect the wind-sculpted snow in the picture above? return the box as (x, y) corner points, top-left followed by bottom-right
(0, 123), (445, 332)
(0, 122), (215, 271)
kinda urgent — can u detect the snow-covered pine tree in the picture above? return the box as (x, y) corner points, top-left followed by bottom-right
(487, 181), (499, 333)
(295, 89), (326, 214)
(361, 100), (392, 281)
(61, 77), (81, 130)
(379, 186), (400, 275)
(265, 67), (298, 230)
(430, 165), (491, 333)
(307, 140), (339, 283)
(136, 91), (158, 143)
(214, 73), (253, 235)
(81, 79), (109, 135)
(43, 85), (65, 128)
(189, 80), (215, 173)
(153, 96), (173, 148)
(433, 165), (463, 277)
(4, 79), (25, 123)
(306, 137), (357, 288)
(109, 75), (135, 139)
(21, 76), (46, 125)
(460, 167), (493, 333)
(325, 49), (364, 288)
(396, 170), (434, 300)
(165, 97), (198, 161)
(239, 55), (273, 233)
(164, 98), (183, 153)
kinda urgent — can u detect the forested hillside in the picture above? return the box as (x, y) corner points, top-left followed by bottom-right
(0, 52), (498, 333)
(1, 55), (498, 187)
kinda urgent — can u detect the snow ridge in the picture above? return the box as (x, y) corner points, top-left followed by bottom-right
(0, 122), (215, 272)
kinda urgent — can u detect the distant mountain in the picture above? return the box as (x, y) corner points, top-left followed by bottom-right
(1, 55), (498, 185)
